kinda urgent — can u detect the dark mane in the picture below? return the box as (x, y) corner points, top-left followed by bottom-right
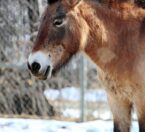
(47, 0), (59, 5)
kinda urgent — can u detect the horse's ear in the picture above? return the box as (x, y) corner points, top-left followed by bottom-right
(64, 0), (82, 8)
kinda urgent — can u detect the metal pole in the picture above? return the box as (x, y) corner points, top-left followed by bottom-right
(80, 55), (87, 122)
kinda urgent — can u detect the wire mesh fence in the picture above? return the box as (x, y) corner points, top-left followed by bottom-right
(1, 0), (133, 121)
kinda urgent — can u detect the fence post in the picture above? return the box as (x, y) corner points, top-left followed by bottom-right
(80, 54), (87, 122)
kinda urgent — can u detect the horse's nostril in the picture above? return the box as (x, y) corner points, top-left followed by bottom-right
(31, 62), (41, 73)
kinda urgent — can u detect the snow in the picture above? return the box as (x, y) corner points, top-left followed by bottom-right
(44, 87), (107, 102)
(93, 111), (112, 120)
(61, 109), (113, 120)
(0, 118), (138, 132)
(62, 109), (80, 119)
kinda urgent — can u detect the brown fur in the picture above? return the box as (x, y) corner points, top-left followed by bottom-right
(30, 0), (145, 131)
(106, 0), (134, 8)
(103, 0), (145, 20)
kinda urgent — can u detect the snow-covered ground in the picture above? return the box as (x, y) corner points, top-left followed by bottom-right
(0, 87), (138, 132)
(0, 118), (138, 132)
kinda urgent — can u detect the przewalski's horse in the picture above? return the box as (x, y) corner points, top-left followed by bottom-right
(28, 0), (145, 131)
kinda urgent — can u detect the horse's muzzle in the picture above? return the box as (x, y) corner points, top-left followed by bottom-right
(27, 51), (53, 80)
(27, 62), (52, 80)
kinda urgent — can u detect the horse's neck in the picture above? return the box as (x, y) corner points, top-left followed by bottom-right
(79, 1), (145, 77)
(80, 1), (121, 69)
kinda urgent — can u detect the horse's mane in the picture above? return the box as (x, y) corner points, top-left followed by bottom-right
(47, 0), (145, 10)
(94, 0), (145, 9)
(89, 0), (145, 20)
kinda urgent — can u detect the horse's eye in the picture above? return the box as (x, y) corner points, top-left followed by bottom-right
(53, 19), (64, 27)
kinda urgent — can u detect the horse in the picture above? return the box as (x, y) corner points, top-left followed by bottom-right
(27, 0), (145, 131)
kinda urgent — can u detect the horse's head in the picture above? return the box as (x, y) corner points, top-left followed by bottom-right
(28, 0), (89, 80)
